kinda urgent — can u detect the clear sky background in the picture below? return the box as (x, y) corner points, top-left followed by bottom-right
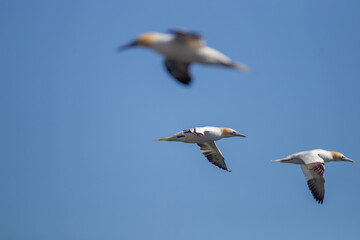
(1, 0), (360, 239)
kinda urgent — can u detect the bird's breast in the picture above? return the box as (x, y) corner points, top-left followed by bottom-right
(152, 42), (210, 63)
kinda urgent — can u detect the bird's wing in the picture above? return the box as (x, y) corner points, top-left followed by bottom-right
(296, 151), (325, 165)
(164, 59), (192, 85)
(169, 29), (205, 47)
(197, 141), (230, 172)
(300, 163), (325, 204)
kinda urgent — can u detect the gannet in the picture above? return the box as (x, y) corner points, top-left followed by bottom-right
(271, 149), (354, 204)
(119, 29), (250, 85)
(156, 127), (246, 172)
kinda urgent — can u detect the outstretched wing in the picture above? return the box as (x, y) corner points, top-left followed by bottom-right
(169, 28), (205, 47)
(197, 141), (230, 172)
(164, 59), (192, 85)
(301, 163), (325, 204)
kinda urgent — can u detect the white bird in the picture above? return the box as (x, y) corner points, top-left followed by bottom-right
(156, 126), (246, 172)
(272, 149), (354, 204)
(119, 29), (250, 85)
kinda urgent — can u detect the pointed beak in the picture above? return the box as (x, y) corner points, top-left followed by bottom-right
(118, 41), (137, 51)
(342, 157), (354, 162)
(234, 132), (246, 137)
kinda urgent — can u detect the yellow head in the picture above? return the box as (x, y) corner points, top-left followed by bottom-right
(134, 33), (159, 46)
(118, 33), (159, 50)
(330, 151), (354, 162)
(221, 128), (246, 138)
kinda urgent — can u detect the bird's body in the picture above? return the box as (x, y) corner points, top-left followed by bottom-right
(119, 29), (249, 85)
(149, 34), (232, 65)
(159, 126), (224, 143)
(272, 149), (353, 204)
(156, 126), (246, 171)
(273, 149), (333, 164)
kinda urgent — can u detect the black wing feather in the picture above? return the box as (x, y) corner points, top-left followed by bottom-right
(164, 59), (192, 85)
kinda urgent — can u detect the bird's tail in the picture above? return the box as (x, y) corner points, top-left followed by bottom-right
(155, 137), (175, 141)
(225, 62), (251, 72)
(271, 158), (291, 163)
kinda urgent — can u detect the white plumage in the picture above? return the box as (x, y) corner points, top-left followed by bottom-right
(119, 29), (250, 85)
(272, 149), (353, 204)
(156, 126), (246, 172)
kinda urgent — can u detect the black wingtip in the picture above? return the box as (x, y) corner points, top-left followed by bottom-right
(315, 198), (324, 204)
(168, 28), (201, 37)
(168, 28), (186, 34)
(307, 179), (325, 204)
(168, 29), (203, 42)
(174, 77), (192, 86)
(164, 59), (192, 86)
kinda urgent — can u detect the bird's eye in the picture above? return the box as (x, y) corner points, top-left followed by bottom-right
(232, 131), (236, 134)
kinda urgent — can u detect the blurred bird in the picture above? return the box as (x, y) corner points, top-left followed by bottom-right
(119, 29), (250, 85)
(156, 126), (246, 171)
(271, 149), (354, 204)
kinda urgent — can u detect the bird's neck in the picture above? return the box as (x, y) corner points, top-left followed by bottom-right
(318, 151), (334, 162)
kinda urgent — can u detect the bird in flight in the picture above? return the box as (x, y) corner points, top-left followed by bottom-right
(271, 149), (354, 204)
(156, 126), (246, 171)
(119, 29), (250, 85)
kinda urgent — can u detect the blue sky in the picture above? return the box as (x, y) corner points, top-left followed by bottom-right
(1, 0), (360, 239)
